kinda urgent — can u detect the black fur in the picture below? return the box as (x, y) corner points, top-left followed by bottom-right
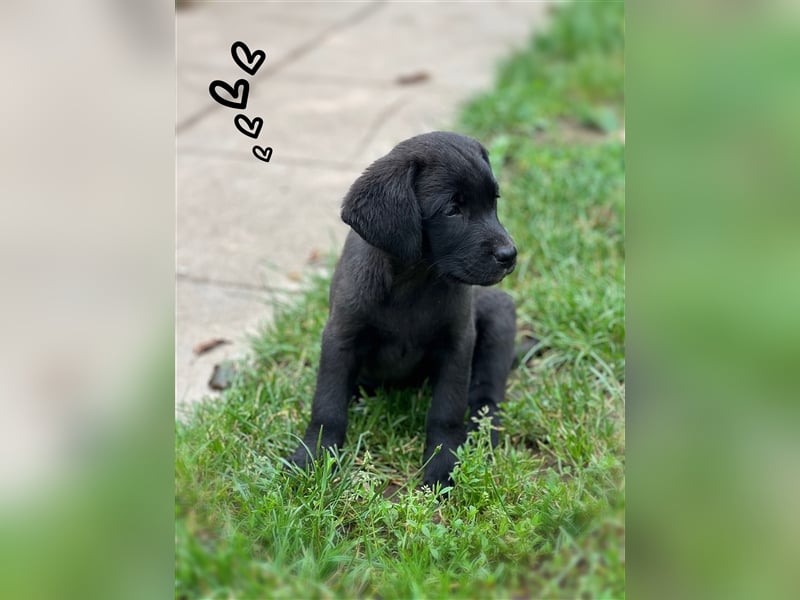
(287, 131), (517, 489)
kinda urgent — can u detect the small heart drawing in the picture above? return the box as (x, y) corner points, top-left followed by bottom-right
(234, 114), (263, 139)
(231, 41), (266, 76)
(252, 146), (273, 162)
(208, 79), (249, 110)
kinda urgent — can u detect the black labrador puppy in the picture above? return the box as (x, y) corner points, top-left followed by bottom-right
(287, 131), (517, 489)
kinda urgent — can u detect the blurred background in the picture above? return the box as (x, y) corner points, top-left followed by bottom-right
(0, 1), (173, 598)
(628, 3), (800, 597)
(176, 0), (548, 411)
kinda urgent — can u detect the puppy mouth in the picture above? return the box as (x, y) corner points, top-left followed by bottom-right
(488, 266), (514, 284)
(444, 264), (512, 286)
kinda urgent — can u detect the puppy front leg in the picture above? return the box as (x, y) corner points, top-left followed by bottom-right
(468, 288), (516, 447)
(422, 338), (474, 489)
(287, 324), (358, 468)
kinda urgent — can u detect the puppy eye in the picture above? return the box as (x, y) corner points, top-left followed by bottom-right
(444, 193), (463, 217)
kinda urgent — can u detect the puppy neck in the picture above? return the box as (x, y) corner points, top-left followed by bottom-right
(386, 251), (462, 292)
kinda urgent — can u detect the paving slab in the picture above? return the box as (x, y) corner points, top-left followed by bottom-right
(177, 16), (326, 121)
(287, 2), (548, 91)
(177, 154), (355, 287)
(177, 1), (380, 130)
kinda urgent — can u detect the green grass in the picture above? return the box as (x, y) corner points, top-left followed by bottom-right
(176, 2), (625, 598)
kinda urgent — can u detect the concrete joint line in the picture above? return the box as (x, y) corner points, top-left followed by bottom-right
(177, 273), (287, 294)
(177, 146), (360, 170)
(350, 96), (408, 162)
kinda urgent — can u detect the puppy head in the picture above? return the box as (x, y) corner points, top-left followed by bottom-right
(341, 131), (516, 285)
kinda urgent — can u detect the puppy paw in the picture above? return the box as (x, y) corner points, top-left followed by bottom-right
(284, 446), (315, 471)
(422, 452), (457, 492)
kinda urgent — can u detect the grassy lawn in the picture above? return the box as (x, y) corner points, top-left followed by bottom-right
(175, 2), (625, 598)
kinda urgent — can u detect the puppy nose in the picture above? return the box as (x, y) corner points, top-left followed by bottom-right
(493, 244), (517, 267)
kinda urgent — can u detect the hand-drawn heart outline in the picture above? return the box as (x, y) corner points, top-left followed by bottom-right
(252, 146), (273, 162)
(208, 79), (249, 110)
(231, 41), (266, 76)
(234, 114), (263, 139)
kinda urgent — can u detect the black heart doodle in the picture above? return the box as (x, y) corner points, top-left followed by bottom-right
(208, 79), (249, 110)
(231, 41), (266, 76)
(234, 114), (263, 139)
(252, 146), (273, 162)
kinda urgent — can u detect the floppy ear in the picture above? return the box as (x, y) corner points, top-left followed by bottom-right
(341, 155), (421, 263)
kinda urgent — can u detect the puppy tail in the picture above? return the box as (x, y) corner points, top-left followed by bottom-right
(512, 333), (545, 369)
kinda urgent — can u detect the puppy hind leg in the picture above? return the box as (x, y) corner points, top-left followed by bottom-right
(468, 289), (516, 446)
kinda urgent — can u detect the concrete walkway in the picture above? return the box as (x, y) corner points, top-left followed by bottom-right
(176, 1), (549, 413)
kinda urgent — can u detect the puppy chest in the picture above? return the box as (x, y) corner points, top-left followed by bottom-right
(371, 306), (444, 346)
(369, 341), (426, 374)
(358, 321), (440, 381)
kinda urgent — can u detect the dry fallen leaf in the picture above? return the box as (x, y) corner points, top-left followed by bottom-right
(307, 248), (322, 265)
(395, 71), (430, 86)
(193, 338), (231, 355)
